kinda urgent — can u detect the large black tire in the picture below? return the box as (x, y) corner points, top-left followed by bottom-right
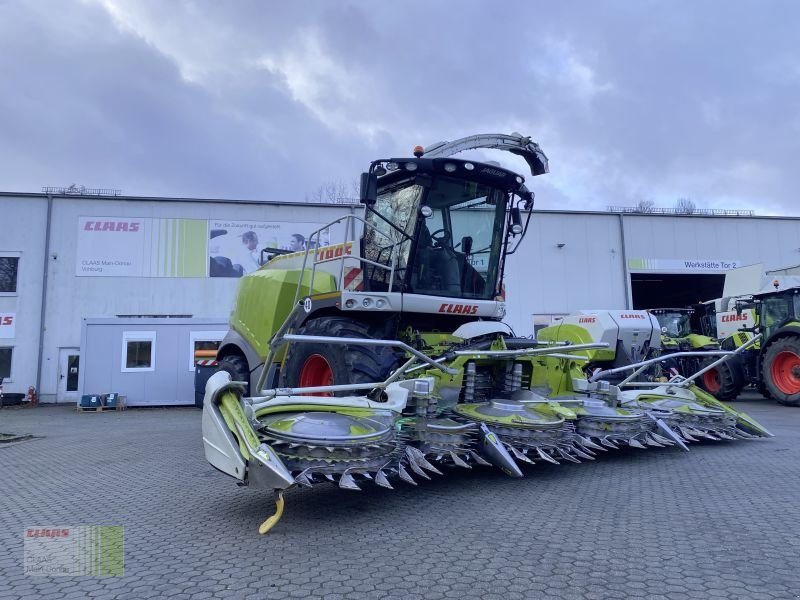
(696, 357), (745, 401)
(762, 337), (800, 406)
(217, 354), (251, 396)
(279, 317), (403, 395)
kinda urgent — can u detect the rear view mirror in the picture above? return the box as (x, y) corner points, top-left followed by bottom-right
(461, 236), (473, 255)
(360, 172), (377, 205)
(510, 207), (523, 235)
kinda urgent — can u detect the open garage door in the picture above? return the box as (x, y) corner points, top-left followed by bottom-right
(631, 273), (725, 309)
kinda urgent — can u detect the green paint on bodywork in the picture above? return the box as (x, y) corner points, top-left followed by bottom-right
(684, 333), (717, 349)
(524, 353), (586, 398)
(660, 333), (718, 350)
(540, 403), (577, 420)
(349, 424), (373, 435)
(219, 391), (259, 460)
(537, 323), (615, 362)
(230, 268), (337, 360)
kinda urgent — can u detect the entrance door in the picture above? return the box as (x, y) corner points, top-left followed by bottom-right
(630, 273), (726, 309)
(57, 348), (81, 403)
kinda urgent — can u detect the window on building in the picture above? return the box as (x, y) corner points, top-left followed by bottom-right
(0, 347), (12, 380)
(0, 257), (19, 294)
(121, 331), (156, 372)
(188, 331), (227, 370)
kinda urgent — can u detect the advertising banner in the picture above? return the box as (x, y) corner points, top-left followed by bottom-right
(208, 220), (331, 278)
(76, 217), (208, 277)
(628, 258), (741, 272)
(77, 217), (339, 278)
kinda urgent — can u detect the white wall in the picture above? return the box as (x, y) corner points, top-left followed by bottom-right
(623, 214), (800, 271)
(504, 212), (628, 336)
(0, 195), (48, 394)
(38, 196), (356, 401)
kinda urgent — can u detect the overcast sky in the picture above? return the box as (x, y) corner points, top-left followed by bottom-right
(1, 1), (799, 214)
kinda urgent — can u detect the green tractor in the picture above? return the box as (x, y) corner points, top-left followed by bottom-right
(201, 134), (771, 533)
(648, 307), (742, 400)
(685, 285), (800, 405)
(727, 286), (800, 405)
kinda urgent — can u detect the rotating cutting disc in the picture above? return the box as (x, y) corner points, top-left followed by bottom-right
(453, 399), (565, 429)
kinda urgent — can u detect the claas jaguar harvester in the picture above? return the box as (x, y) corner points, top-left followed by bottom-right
(201, 134), (771, 534)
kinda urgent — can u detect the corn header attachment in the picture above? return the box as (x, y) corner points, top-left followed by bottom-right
(203, 327), (771, 534)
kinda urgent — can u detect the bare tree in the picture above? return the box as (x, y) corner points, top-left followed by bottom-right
(635, 199), (655, 213)
(674, 197), (696, 214)
(305, 179), (359, 204)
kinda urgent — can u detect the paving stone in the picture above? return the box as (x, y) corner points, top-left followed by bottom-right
(0, 399), (797, 599)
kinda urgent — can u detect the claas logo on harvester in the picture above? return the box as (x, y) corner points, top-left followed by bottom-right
(438, 303), (479, 315)
(721, 314), (749, 322)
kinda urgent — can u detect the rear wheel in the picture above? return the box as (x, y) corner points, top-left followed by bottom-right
(217, 354), (250, 396)
(697, 358), (744, 401)
(762, 337), (800, 406)
(279, 317), (404, 396)
(757, 379), (773, 400)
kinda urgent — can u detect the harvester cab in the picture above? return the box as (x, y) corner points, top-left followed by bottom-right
(356, 133), (546, 319)
(649, 307), (721, 354)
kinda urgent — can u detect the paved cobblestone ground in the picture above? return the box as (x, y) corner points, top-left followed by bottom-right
(1, 394), (799, 599)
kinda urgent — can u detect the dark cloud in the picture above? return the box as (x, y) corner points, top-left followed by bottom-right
(0, 1), (799, 214)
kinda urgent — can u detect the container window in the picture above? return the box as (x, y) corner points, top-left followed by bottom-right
(121, 331), (156, 372)
(188, 331), (226, 370)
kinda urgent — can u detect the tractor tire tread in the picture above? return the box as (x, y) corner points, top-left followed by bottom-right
(762, 337), (800, 406)
(217, 354), (251, 396)
(280, 317), (404, 394)
(701, 357), (745, 401)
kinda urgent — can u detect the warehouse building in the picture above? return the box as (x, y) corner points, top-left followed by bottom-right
(2, 190), (800, 405)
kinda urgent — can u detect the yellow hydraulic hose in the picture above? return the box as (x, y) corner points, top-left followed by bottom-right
(258, 491), (285, 534)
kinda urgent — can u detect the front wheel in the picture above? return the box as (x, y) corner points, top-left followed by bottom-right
(697, 358), (744, 401)
(762, 337), (800, 406)
(217, 354), (251, 396)
(279, 317), (403, 396)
